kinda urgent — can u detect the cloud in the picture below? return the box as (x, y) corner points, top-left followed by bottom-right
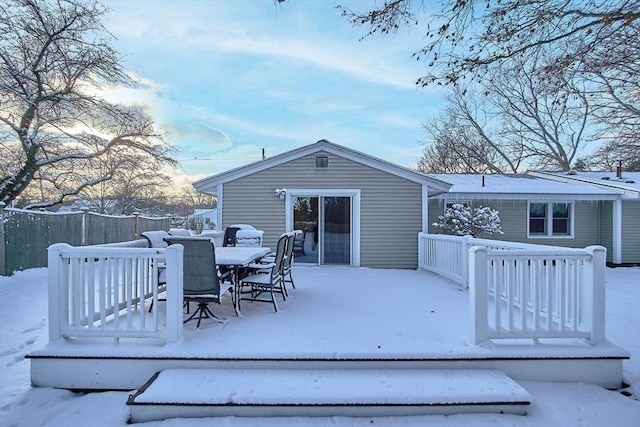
(105, 1), (427, 91)
(161, 121), (232, 156)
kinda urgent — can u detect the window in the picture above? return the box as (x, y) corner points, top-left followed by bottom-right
(528, 202), (573, 237)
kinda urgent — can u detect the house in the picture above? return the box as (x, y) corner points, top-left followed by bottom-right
(193, 139), (451, 269)
(191, 208), (217, 230)
(428, 173), (639, 265)
(529, 170), (640, 265)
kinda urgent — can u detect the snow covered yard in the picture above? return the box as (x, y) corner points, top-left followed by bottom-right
(0, 266), (639, 426)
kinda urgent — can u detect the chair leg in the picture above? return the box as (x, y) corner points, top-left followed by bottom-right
(184, 302), (227, 328)
(270, 287), (278, 312)
(285, 270), (295, 290)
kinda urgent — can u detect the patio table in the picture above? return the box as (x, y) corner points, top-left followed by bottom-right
(215, 246), (271, 315)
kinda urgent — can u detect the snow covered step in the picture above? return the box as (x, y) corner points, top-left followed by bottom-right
(127, 368), (531, 423)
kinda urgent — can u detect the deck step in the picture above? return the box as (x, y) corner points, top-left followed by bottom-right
(127, 368), (532, 423)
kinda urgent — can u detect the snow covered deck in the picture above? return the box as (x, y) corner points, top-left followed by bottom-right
(28, 266), (628, 391)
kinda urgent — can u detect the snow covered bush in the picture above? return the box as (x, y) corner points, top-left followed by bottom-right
(433, 203), (503, 237)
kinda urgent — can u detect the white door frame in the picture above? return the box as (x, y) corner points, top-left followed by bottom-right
(285, 188), (360, 267)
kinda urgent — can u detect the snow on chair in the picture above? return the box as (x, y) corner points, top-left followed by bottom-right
(235, 229), (264, 247)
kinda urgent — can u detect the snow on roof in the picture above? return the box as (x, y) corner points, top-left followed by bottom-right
(532, 171), (640, 198)
(430, 173), (620, 200)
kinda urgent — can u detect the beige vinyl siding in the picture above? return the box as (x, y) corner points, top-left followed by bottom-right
(222, 150), (422, 269)
(428, 199), (602, 249)
(622, 200), (640, 264)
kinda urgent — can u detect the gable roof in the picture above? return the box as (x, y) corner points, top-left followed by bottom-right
(529, 171), (640, 199)
(429, 173), (620, 201)
(193, 139), (452, 195)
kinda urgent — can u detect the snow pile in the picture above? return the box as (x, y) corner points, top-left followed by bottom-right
(0, 266), (638, 426)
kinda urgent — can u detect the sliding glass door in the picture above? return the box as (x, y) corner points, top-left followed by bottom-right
(292, 195), (352, 265)
(321, 196), (351, 264)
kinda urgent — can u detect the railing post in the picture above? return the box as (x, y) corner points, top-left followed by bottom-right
(417, 232), (425, 270)
(585, 245), (607, 344)
(164, 244), (184, 343)
(81, 208), (90, 246)
(134, 212), (141, 239)
(0, 202), (6, 276)
(461, 235), (473, 290)
(469, 246), (489, 345)
(48, 243), (70, 341)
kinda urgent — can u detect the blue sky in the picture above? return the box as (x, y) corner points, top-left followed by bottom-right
(102, 0), (446, 189)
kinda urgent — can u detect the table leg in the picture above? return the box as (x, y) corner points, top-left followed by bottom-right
(233, 265), (243, 316)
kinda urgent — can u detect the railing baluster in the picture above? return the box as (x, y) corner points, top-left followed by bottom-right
(87, 258), (96, 330)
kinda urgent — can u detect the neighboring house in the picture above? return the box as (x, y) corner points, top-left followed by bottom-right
(192, 140), (638, 267)
(192, 208), (217, 230)
(529, 171), (640, 265)
(428, 173), (638, 265)
(193, 139), (451, 269)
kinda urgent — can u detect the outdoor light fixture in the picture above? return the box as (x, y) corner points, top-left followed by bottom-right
(274, 188), (287, 199)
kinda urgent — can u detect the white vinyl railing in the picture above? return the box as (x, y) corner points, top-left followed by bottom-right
(469, 246), (606, 344)
(418, 233), (581, 289)
(418, 233), (606, 344)
(47, 243), (183, 343)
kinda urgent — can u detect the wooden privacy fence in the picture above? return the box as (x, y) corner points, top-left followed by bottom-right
(0, 202), (171, 275)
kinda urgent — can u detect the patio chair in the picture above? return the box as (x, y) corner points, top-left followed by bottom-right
(141, 230), (170, 312)
(238, 233), (288, 312)
(282, 230), (299, 291)
(141, 230), (170, 248)
(235, 229), (264, 247)
(293, 228), (306, 255)
(230, 224), (257, 230)
(164, 236), (232, 328)
(223, 226), (241, 247)
(169, 228), (192, 236)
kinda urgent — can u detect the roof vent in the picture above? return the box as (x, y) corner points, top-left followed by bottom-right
(315, 156), (329, 168)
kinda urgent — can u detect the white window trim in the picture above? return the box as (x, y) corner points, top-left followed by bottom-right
(527, 201), (575, 239)
(284, 188), (361, 267)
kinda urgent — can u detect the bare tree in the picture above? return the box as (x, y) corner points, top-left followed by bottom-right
(0, 0), (176, 208)
(338, 0), (639, 169)
(580, 140), (640, 171)
(487, 54), (596, 171)
(78, 151), (174, 215)
(338, 0), (639, 87)
(419, 56), (596, 173)
(417, 97), (521, 174)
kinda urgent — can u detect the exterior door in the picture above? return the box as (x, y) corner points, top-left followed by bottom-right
(292, 195), (352, 265)
(321, 196), (350, 264)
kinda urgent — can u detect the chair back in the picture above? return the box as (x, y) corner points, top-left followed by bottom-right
(164, 236), (221, 300)
(293, 229), (306, 254)
(283, 231), (297, 272)
(271, 233), (289, 282)
(223, 226), (240, 247)
(141, 230), (170, 248)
